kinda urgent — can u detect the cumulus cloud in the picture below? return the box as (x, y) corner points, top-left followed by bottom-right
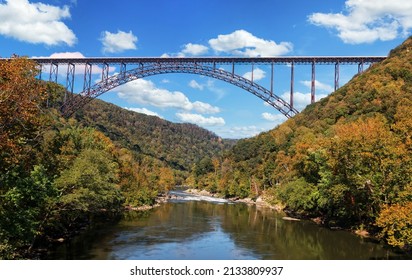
(180, 43), (209, 56)
(35, 52), (115, 76)
(176, 113), (225, 126)
(101, 30), (138, 53)
(116, 79), (220, 114)
(301, 80), (334, 92)
(281, 91), (328, 111)
(188, 79), (226, 99)
(192, 101), (221, 114)
(225, 126), (266, 139)
(125, 107), (162, 118)
(242, 68), (266, 81)
(162, 43), (209, 57)
(0, 0), (76, 46)
(262, 112), (287, 124)
(208, 29), (293, 57)
(308, 0), (412, 44)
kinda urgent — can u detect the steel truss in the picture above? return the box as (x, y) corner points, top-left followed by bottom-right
(27, 56), (386, 117)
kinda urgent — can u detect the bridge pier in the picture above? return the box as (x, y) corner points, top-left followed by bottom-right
(49, 62), (58, 84)
(102, 62), (110, 84)
(83, 62), (92, 94)
(270, 63), (274, 97)
(290, 61), (294, 109)
(65, 62), (75, 102)
(335, 62), (340, 91)
(358, 61), (364, 74)
(311, 61), (316, 104)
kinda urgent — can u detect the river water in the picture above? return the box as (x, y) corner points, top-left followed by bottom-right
(48, 190), (407, 260)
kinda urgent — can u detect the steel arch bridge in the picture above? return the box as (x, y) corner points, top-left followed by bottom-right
(30, 56), (386, 117)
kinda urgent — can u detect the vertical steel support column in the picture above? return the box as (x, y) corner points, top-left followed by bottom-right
(232, 62), (235, 78)
(49, 62), (58, 83)
(65, 62), (75, 102)
(270, 62), (274, 97)
(358, 61), (364, 74)
(102, 62), (109, 83)
(37, 64), (43, 80)
(120, 62), (126, 79)
(334, 62), (340, 91)
(83, 62), (92, 94)
(311, 60), (316, 104)
(251, 63), (254, 83)
(290, 61), (294, 109)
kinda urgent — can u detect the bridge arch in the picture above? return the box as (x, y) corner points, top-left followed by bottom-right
(63, 62), (299, 118)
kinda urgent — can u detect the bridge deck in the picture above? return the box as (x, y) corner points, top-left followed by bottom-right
(29, 56), (386, 65)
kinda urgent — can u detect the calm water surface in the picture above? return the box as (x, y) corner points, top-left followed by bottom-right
(49, 191), (406, 260)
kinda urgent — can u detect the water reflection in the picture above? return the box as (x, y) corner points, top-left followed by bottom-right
(49, 192), (406, 260)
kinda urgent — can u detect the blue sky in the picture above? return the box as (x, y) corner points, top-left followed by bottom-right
(1, 0), (411, 138)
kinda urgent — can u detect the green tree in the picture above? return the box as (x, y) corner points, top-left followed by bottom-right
(54, 148), (123, 215)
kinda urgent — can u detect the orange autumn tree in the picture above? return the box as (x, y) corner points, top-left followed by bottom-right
(0, 57), (47, 169)
(318, 115), (410, 224)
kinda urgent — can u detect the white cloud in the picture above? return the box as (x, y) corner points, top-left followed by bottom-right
(101, 30), (138, 53)
(208, 29), (293, 57)
(125, 107), (162, 118)
(308, 0), (412, 44)
(281, 91), (328, 111)
(301, 80), (334, 92)
(163, 43), (209, 57)
(242, 68), (266, 81)
(192, 101), (220, 114)
(176, 112), (225, 126)
(189, 80), (204, 90)
(225, 126), (266, 139)
(35, 52), (115, 76)
(180, 43), (209, 56)
(262, 112), (287, 124)
(188, 79), (226, 99)
(116, 79), (220, 114)
(0, 0), (76, 46)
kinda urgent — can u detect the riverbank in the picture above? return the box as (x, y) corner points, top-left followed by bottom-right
(183, 188), (378, 238)
(124, 195), (169, 211)
(184, 188), (284, 211)
(45, 191), (408, 260)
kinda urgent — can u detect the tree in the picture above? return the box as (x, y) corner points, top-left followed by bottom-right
(318, 115), (410, 224)
(53, 148), (123, 223)
(376, 202), (412, 249)
(0, 57), (47, 169)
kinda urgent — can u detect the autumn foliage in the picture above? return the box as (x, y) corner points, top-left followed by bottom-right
(0, 57), (47, 167)
(193, 36), (412, 251)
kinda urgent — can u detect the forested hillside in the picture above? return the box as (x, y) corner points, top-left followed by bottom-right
(0, 57), (233, 259)
(193, 37), (412, 251)
(74, 98), (235, 173)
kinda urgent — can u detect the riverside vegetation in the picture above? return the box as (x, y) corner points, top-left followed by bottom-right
(1, 37), (412, 259)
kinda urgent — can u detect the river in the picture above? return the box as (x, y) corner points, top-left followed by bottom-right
(47, 190), (407, 260)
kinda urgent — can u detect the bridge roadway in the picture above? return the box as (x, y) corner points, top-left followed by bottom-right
(32, 56), (386, 65)
(4, 56), (388, 117)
